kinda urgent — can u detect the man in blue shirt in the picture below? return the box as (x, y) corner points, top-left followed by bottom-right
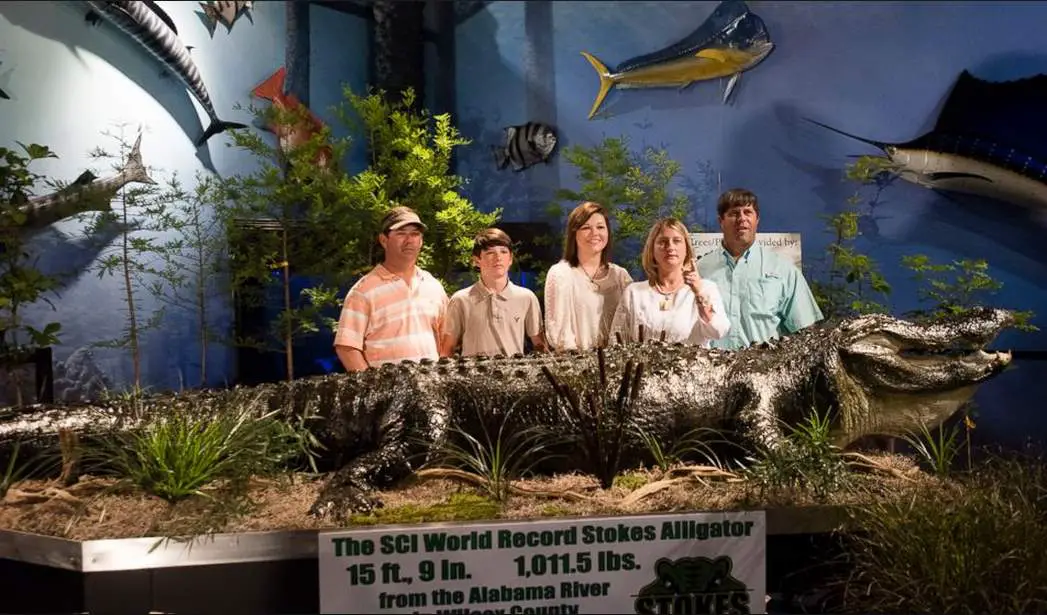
(697, 188), (824, 349)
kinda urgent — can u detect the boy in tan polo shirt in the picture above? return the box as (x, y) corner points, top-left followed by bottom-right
(439, 229), (547, 357)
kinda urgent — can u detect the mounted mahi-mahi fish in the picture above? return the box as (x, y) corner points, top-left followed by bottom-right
(579, 0), (774, 120)
(84, 1), (246, 146)
(807, 70), (1047, 214)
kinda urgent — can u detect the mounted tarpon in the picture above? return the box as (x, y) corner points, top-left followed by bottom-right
(580, 0), (774, 120)
(18, 132), (155, 232)
(84, 1), (246, 146)
(807, 70), (1047, 213)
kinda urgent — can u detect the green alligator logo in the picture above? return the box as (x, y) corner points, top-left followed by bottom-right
(633, 555), (752, 615)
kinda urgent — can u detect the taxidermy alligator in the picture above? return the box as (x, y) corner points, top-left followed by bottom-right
(0, 308), (1015, 520)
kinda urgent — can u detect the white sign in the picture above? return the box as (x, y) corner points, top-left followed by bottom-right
(319, 511), (767, 614)
(691, 233), (803, 269)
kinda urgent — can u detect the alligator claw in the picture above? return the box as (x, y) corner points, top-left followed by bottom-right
(309, 483), (384, 521)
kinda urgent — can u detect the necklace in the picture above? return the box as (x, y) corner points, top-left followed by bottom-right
(654, 281), (681, 311)
(580, 263), (603, 292)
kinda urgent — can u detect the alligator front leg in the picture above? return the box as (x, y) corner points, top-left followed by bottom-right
(732, 380), (788, 454)
(308, 391), (447, 523)
(308, 417), (422, 522)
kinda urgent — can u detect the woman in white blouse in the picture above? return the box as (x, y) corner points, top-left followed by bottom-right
(611, 218), (730, 346)
(543, 201), (633, 351)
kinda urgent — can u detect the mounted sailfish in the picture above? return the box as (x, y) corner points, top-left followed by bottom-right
(17, 132), (155, 233)
(580, 0), (774, 120)
(807, 70), (1047, 213)
(84, 1), (246, 146)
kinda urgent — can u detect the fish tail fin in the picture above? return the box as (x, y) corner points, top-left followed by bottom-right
(196, 119), (249, 147)
(491, 145), (509, 170)
(123, 133), (157, 186)
(252, 67), (286, 102)
(580, 52), (615, 120)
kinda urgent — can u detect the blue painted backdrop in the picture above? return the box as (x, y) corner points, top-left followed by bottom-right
(453, 1), (1047, 450)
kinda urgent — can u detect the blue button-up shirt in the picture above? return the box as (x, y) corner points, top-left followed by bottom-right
(697, 243), (824, 350)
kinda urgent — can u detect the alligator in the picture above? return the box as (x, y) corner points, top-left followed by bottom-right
(0, 307), (1015, 520)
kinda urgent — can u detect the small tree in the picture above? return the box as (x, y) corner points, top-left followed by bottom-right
(0, 142), (63, 405)
(901, 254), (1038, 332)
(149, 172), (231, 387)
(83, 127), (189, 393)
(553, 136), (691, 273)
(809, 155), (896, 318)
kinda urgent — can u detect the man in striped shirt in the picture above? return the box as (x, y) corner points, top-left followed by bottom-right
(334, 206), (449, 371)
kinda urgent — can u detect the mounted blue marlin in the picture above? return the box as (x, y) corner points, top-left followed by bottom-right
(84, 1), (246, 146)
(579, 0), (774, 120)
(17, 132), (155, 232)
(807, 70), (1047, 213)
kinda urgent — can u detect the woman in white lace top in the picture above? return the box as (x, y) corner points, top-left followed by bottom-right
(610, 218), (730, 347)
(543, 202), (633, 351)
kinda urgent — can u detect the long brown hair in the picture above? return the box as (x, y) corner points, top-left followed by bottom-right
(641, 218), (695, 285)
(562, 201), (612, 267)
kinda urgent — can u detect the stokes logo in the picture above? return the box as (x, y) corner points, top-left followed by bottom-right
(633, 555), (752, 615)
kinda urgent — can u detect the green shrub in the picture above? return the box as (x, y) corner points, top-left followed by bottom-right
(838, 454), (1047, 614)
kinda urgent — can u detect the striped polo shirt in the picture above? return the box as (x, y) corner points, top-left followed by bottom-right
(334, 264), (449, 367)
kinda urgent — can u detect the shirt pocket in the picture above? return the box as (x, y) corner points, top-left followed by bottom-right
(745, 277), (784, 321)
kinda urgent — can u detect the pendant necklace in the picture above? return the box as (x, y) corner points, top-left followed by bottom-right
(581, 264), (602, 292)
(655, 282), (679, 311)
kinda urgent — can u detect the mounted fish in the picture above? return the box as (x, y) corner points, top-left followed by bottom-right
(16, 132), (155, 233)
(580, 0), (774, 120)
(251, 67), (333, 169)
(493, 121), (558, 172)
(807, 70), (1047, 214)
(197, 1), (254, 38)
(84, 1), (247, 146)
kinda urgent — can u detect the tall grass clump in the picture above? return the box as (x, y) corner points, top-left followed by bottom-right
(85, 396), (319, 503)
(837, 453), (1047, 614)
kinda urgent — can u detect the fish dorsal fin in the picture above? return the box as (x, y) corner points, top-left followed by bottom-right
(694, 48), (751, 64)
(143, 0), (179, 34)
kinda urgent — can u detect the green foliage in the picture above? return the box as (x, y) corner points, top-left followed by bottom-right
(542, 349), (644, 489)
(633, 424), (729, 473)
(839, 455), (1047, 614)
(429, 401), (561, 503)
(348, 492), (500, 526)
(741, 407), (849, 501)
(216, 87), (494, 375)
(553, 136), (692, 272)
(901, 254), (1038, 331)
(900, 414), (967, 477)
(149, 172), (230, 387)
(810, 155), (895, 318)
(85, 403), (318, 503)
(0, 141), (63, 361)
(82, 127), (189, 391)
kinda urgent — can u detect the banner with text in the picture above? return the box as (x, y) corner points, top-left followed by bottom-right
(691, 233), (803, 269)
(319, 511), (766, 614)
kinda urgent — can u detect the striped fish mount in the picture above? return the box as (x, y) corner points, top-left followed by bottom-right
(85, 0), (246, 146)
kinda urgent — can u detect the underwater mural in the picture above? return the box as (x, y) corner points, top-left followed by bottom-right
(84, 0), (247, 146)
(579, 0), (774, 120)
(809, 70), (1047, 215)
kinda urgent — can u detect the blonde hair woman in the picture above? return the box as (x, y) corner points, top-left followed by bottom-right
(543, 201), (633, 350)
(610, 218), (729, 345)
